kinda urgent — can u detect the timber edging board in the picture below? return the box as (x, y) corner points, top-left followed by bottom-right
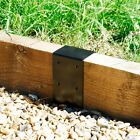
(0, 31), (140, 123)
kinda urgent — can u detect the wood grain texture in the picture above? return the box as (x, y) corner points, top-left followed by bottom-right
(0, 42), (17, 89)
(84, 53), (140, 122)
(0, 31), (62, 98)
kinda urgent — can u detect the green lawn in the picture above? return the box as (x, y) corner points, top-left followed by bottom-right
(0, 0), (140, 62)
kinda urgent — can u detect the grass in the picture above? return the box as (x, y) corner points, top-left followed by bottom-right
(0, 0), (140, 62)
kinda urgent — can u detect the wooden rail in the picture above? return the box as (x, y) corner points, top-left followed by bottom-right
(0, 31), (140, 123)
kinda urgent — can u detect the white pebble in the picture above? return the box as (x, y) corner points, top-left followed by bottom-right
(91, 135), (98, 140)
(16, 131), (26, 139)
(126, 135), (140, 140)
(97, 118), (109, 127)
(0, 113), (7, 124)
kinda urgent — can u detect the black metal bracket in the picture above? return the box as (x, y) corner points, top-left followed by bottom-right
(53, 46), (93, 106)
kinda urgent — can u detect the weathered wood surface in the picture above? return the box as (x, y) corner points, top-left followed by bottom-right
(0, 31), (62, 97)
(0, 31), (140, 122)
(0, 42), (17, 89)
(84, 54), (140, 122)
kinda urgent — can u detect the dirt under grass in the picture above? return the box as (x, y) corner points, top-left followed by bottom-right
(0, 0), (140, 62)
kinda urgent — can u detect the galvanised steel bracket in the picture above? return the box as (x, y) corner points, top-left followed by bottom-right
(53, 46), (93, 106)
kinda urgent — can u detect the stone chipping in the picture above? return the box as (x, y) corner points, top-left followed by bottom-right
(0, 87), (139, 140)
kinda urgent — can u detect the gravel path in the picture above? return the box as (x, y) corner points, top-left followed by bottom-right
(0, 87), (139, 140)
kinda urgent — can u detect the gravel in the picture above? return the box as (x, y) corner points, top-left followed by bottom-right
(0, 87), (139, 140)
